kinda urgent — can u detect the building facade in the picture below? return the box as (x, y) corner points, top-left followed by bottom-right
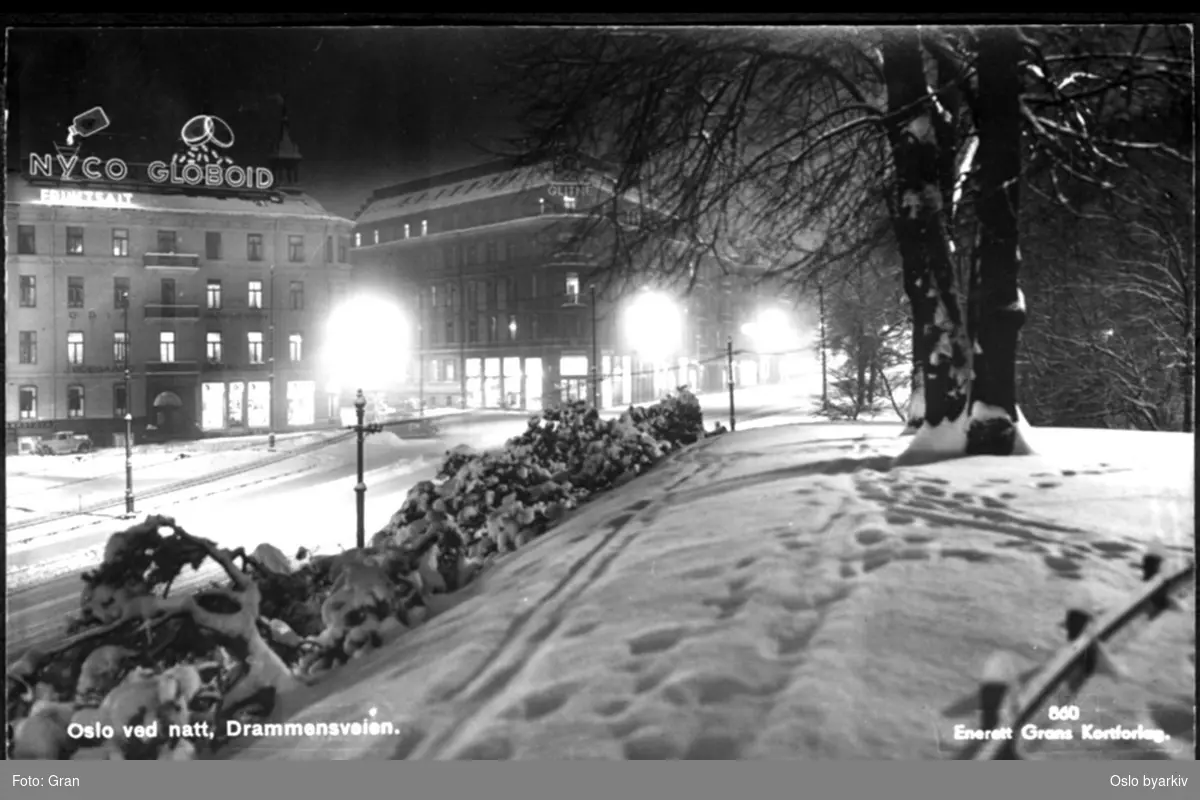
(351, 158), (779, 413)
(5, 115), (354, 454)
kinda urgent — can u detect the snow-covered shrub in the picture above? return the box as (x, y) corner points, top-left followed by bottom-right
(373, 388), (706, 573)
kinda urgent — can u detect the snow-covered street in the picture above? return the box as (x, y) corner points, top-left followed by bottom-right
(220, 423), (1194, 761)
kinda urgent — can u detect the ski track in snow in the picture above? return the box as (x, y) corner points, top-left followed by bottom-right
(225, 425), (1195, 762)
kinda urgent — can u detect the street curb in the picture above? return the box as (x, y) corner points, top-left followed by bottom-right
(6, 431), (355, 532)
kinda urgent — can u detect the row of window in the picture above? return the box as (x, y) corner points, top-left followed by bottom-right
(13, 225), (351, 264)
(14, 384), (120, 420)
(423, 311), (596, 347)
(17, 275), (312, 311)
(16, 329), (305, 366)
(356, 191), (595, 249)
(421, 272), (580, 312)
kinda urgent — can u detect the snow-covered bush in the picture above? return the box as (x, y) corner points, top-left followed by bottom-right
(373, 389), (704, 571)
(5, 390), (707, 761)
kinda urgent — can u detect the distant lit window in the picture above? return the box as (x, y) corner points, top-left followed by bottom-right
(159, 331), (176, 363)
(404, 223), (411, 239)
(67, 331), (85, 365)
(67, 385), (85, 418)
(563, 196), (577, 212)
(113, 331), (128, 365)
(565, 273), (580, 302)
(112, 228), (129, 257)
(248, 280), (263, 309)
(288, 234), (304, 262)
(207, 279), (222, 310)
(247, 331), (264, 364)
(373, 229), (380, 245)
(508, 315), (518, 340)
(289, 333), (303, 362)
(66, 226), (85, 255)
(206, 332), (223, 362)
(421, 219), (428, 236)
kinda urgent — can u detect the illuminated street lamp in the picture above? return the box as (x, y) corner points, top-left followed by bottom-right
(349, 389), (383, 549)
(324, 293), (410, 396)
(740, 307), (803, 385)
(325, 294), (408, 548)
(625, 290), (682, 400)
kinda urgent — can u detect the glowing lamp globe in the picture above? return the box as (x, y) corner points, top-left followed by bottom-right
(324, 295), (409, 391)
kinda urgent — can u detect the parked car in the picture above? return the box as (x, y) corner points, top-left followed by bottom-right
(393, 417), (441, 439)
(36, 431), (93, 456)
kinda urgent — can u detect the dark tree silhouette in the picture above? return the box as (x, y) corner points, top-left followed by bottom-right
(495, 24), (1193, 461)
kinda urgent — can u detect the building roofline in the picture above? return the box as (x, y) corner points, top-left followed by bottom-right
(365, 158), (523, 204)
(362, 153), (619, 205)
(6, 174), (354, 226)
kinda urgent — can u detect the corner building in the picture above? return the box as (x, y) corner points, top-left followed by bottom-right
(351, 158), (770, 412)
(5, 115), (353, 453)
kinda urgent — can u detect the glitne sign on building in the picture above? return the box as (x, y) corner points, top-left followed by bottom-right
(28, 109), (276, 192)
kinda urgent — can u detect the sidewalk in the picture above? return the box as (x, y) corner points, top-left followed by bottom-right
(226, 423), (1193, 761)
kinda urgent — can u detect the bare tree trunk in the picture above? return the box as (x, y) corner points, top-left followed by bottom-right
(867, 354), (878, 405)
(966, 26), (1027, 455)
(881, 31), (970, 432)
(854, 320), (868, 414)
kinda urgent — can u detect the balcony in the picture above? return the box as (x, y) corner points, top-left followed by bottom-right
(143, 252), (201, 270)
(144, 303), (201, 322)
(541, 249), (597, 269)
(67, 364), (124, 375)
(145, 360), (200, 375)
(204, 304), (267, 319)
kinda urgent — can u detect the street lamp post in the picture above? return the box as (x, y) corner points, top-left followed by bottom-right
(726, 335), (737, 432)
(122, 291), (135, 515)
(348, 388), (383, 549)
(818, 282), (829, 410)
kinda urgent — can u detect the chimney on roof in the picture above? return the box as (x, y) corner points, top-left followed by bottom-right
(270, 102), (303, 187)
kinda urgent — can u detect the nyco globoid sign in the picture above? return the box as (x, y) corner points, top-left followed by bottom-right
(28, 107), (275, 192)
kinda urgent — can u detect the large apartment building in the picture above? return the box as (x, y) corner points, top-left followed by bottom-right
(351, 158), (773, 412)
(5, 111), (354, 453)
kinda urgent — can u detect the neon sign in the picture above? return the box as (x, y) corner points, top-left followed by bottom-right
(38, 188), (135, 209)
(28, 109), (275, 192)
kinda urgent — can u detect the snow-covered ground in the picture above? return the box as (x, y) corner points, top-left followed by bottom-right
(221, 423), (1194, 761)
(7, 430), (341, 477)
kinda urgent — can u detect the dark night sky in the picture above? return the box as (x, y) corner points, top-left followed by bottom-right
(7, 27), (527, 219)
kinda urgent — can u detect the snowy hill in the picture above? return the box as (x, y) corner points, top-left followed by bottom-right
(222, 423), (1195, 761)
